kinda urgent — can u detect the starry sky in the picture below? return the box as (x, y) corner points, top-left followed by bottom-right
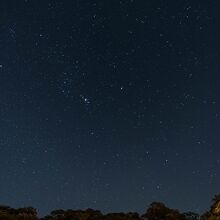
(0, 0), (220, 216)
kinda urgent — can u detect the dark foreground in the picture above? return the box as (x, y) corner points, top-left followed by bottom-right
(0, 194), (219, 220)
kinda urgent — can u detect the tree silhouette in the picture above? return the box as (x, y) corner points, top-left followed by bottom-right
(0, 193), (219, 220)
(142, 202), (184, 220)
(211, 195), (220, 215)
(201, 194), (220, 220)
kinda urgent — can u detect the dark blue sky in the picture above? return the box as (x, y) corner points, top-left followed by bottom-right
(0, 0), (219, 216)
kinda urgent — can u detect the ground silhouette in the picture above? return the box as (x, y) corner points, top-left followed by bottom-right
(0, 194), (219, 220)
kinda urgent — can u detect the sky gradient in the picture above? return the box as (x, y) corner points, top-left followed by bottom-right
(0, 0), (219, 216)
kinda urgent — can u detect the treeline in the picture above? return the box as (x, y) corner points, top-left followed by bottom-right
(0, 194), (219, 220)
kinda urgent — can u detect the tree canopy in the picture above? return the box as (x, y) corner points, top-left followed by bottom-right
(0, 194), (219, 220)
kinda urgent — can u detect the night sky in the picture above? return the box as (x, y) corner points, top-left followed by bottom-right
(0, 0), (220, 216)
